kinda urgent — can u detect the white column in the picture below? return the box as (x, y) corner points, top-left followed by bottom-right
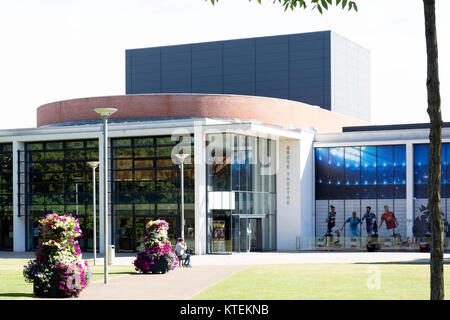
(276, 138), (301, 251)
(98, 135), (105, 254)
(406, 142), (414, 238)
(13, 141), (26, 252)
(299, 131), (315, 250)
(194, 121), (207, 255)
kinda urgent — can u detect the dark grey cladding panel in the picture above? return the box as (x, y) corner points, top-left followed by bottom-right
(343, 122), (450, 132)
(289, 31), (325, 41)
(289, 95), (328, 108)
(126, 31), (333, 110)
(222, 38), (255, 49)
(290, 86), (330, 96)
(289, 56), (324, 69)
(126, 51), (133, 93)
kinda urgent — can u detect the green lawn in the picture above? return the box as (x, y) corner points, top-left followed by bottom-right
(0, 258), (135, 300)
(191, 263), (450, 300)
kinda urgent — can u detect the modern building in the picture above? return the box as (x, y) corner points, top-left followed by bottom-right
(1, 32), (448, 255)
(126, 31), (371, 122)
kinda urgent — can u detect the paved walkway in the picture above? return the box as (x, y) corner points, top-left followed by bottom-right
(77, 265), (247, 300)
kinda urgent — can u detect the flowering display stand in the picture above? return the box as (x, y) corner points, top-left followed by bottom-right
(133, 220), (178, 274)
(23, 213), (91, 298)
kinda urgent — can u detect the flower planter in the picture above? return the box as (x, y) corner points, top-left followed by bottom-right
(33, 274), (66, 298)
(134, 220), (178, 274)
(23, 214), (90, 298)
(145, 257), (169, 274)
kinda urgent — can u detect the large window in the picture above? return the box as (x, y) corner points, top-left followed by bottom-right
(23, 140), (99, 251)
(314, 145), (407, 250)
(111, 135), (194, 252)
(206, 133), (276, 253)
(413, 143), (450, 245)
(315, 145), (406, 201)
(0, 144), (13, 251)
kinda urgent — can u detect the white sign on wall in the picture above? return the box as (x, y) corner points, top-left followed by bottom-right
(208, 191), (236, 210)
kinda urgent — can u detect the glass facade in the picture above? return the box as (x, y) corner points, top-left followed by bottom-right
(0, 144), (13, 251)
(413, 143), (450, 247)
(22, 140), (99, 251)
(111, 135), (194, 252)
(314, 145), (407, 249)
(206, 133), (276, 253)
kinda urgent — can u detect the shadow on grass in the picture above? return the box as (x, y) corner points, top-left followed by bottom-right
(0, 293), (34, 298)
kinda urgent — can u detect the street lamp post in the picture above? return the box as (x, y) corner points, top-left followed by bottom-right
(174, 153), (190, 239)
(73, 177), (82, 217)
(87, 161), (100, 266)
(94, 108), (117, 284)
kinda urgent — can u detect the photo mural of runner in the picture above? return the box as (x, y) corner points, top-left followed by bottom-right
(314, 145), (407, 249)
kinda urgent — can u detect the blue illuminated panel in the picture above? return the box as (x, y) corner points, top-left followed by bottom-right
(377, 145), (393, 199)
(360, 146), (377, 199)
(344, 147), (360, 199)
(414, 143), (450, 198)
(315, 145), (406, 200)
(314, 148), (329, 200)
(446, 144), (450, 198)
(394, 145), (406, 198)
(328, 147), (345, 199)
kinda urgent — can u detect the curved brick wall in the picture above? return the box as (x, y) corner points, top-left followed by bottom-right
(36, 94), (368, 133)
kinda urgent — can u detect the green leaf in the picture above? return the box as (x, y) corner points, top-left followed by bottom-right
(342, 0), (348, 9)
(321, 0), (328, 10)
(336, 0), (342, 5)
(317, 4), (323, 14)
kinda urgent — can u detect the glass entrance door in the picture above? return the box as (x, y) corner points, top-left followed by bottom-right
(239, 218), (249, 252)
(116, 217), (133, 252)
(249, 218), (262, 251)
(0, 216), (13, 251)
(236, 217), (263, 252)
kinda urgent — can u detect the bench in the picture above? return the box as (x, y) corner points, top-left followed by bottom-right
(177, 255), (188, 267)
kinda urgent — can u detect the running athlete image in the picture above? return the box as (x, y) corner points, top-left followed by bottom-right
(325, 205), (341, 243)
(362, 206), (377, 236)
(341, 211), (362, 237)
(379, 205), (400, 237)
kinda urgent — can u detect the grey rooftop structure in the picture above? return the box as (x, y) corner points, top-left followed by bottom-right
(126, 30), (371, 122)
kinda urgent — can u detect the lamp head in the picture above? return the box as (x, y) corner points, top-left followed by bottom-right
(174, 153), (190, 163)
(94, 108), (118, 118)
(87, 161), (101, 169)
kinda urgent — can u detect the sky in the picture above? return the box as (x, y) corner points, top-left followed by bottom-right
(0, 0), (449, 129)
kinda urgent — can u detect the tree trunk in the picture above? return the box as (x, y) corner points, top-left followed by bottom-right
(423, 0), (444, 300)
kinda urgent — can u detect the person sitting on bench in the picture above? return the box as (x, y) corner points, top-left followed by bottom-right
(175, 237), (191, 267)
